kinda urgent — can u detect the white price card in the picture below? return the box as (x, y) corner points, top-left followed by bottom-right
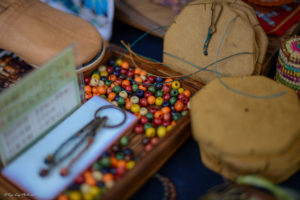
(0, 47), (81, 165)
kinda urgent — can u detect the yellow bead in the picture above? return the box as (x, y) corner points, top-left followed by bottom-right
(126, 160), (136, 170)
(83, 193), (93, 200)
(139, 107), (148, 116)
(171, 81), (181, 89)
(131, 104), (140, 113)
(89, 186), (101, 197)
(166, 125), (173, 132)
(69, 191), (81, 200)
(157, 126), (167, 138)
(146, 127), (156, 138)
(178, 88), (184, 94)
(155, 97), (164, 106)
(115, 59), (123, 66)
(100, 71), (108, 77)
(91, 74), (100, 80)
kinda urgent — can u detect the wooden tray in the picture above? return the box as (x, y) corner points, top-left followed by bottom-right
(0, 44), (204, 200)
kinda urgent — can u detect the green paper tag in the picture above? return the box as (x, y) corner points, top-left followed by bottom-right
(0, 47), (81, 165)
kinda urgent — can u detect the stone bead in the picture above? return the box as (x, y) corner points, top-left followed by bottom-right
(130, 96), (139, 104)
(80, 183), (91, 194)
(98, 65), (107, 72)
(92, 171), (103, 181)
(139, 107), (148, 116)
(111, 101), (118, 107)
(89, 77), (99, 87)
(119, 91), (128, 98)
(98, 80), (105, 86)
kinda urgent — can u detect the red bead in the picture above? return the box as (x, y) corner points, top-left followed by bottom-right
(84, 77), (90, 84)
(144, 143), (153, 152)
(163, 93), (171, 101)
(144, 91), (153, 98)
(150, 137), (160, 145)
(148, 107), (158, 114)
(177, 94), (185, 101)
(120, 68), (128, 74)
(139, 98), (148, 107)
(162, 120), (171, 127)
(181, 96), (189, 105)
(140, 116), (149, 124)
(125, 85), (132, 92)
(162, 84), (171, 93)
(143, 79), (152, 85)
(75, 174), (84, 184)
(115, 78), (122, 86)
(153, 118), (162, 126)
(116, 166), (126, 176)
(163, 113), (171, 121)
(134, 124), (144, 134)
(127, 70), (134, 77)
(107, 66), (113, 74)
(147, 75), (155, 83)
(107, 87), (113, 94)
(60, 167), (69, 176)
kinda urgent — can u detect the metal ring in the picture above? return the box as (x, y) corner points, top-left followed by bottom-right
(94, 105), (127, 128)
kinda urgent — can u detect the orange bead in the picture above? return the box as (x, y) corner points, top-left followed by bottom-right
(84, 85), (92, 93)
(102, 173), (114, 183)
(85, 93), (92, 100)
(140, 70), (147, 76)
(147, 96), (156, 105)
(171, 120), (176, 126)
(138, 85), (147, 91)
(175, 101), (184, 111)
(134, 76), (143, 83)
(121, 79), (130, 87)
(125, 101), (132, 110)
(183, 89), (191, 98)
(111, 157), (118, 167)
(109, 74), (117, 82)
(154, 110), (163, 119)
(98, 86), (107, 95)
(134, 67), (142, 75)
(86, 176), (97, 186)
(165, 78), (173, 85)
(161, 107), (171, 114)
(108, 92), (116, 100)
(110, 83), (115, 88)
(83, 171), (92, 178)
(57, 194), (69, 200)
(121, 61), (130, 69)
(117, 160), (127, 168)
(92, 87), (98, 94)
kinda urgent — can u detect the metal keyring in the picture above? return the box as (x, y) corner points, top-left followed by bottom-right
(94, 105), (127, 128)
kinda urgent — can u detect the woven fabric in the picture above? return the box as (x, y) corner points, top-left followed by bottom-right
(276, 36), (300, 97)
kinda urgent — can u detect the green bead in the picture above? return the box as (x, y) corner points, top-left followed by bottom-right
(144, 123), (152, 130)
(145, 112), (154, 121)
(116, 152), (124, 160)
(113, 85), (121, 94)
(105, 80), (112, 86)
(132, 84), (139, 92)
(181, 110), (188, 116)
(120, 136), (129, 146)
(155, 90), (163, 97)
(92, 162), (102, 171)
(99, 157), (111, 167)
(173, 113), (181, 121)
(117, 97), (125, 105)
(100, 95), (106, 99)
(170, 89), (179, 97)
(170, 97), (177, 105)
(148, 86), (156, 93)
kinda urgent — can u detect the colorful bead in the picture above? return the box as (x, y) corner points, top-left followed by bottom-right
(155, 97), (164, 106)
(119, 91), (128, 98)
(130, 96), (139, 104)
(147, 96), (156, 105)
(171, 81), (181, 89)
(126, 161), (135, 170)
(139, 107), (148, 116)
(98, 65), (107, 72)
(146, 127), (156, 138)
(157, 126), (167, 138)
(134, 124), (144, 134)
(120, 136), (129, 146)
(69, 191), (81, 200)
(130, 104), (140, 113)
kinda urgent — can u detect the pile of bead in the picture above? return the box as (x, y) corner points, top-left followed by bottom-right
(58, 58), (191, 200)
(276, 36), (300, 98)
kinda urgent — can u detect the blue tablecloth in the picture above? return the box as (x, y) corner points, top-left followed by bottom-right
(110, 20), (300, 200)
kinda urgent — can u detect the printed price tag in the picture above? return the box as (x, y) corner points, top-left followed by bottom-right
(0, 47), (81, 165)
